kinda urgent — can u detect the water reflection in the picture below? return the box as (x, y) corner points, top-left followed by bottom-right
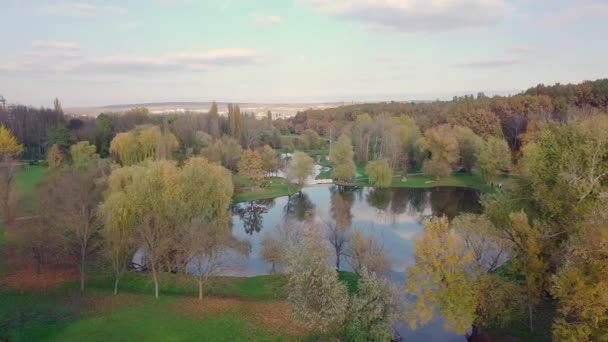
(229, 185), (480, 342)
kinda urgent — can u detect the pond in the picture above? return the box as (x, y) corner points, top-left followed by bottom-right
(229, 184), (482, 342)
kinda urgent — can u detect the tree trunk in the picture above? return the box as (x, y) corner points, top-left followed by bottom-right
(335, 251), (341, 271)
(80, 247), (86, 291)
(198, 279), (203, 300)
(114, 275), (120, 295)
(151, 263), (159, 298)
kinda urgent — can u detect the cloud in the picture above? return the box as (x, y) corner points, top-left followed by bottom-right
(304, 0), (509, 33)
(42, 2), (127, 17)
(539, 2), (608, 28)
(1, 44), (261, 75)
(452, 58), (521, 69)
(251, 12), (284, 26)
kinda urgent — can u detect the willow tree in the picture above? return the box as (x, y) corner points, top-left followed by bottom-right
(365, 159), (393, 188)
(109, 125), (179, 166)
(330, 134), (356, 184)
(286, 152), (314, 186)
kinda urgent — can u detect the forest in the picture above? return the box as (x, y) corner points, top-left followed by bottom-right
(0, 78), (607, 341)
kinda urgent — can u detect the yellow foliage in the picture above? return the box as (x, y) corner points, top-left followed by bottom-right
(0, 125), (23, 158)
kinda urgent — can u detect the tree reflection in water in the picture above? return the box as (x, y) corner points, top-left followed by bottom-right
(283, 191), (315, 222)
(234, 199), (275, 235)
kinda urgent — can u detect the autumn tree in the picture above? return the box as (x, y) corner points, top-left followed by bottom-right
(286, 152), (314, 186)
(330, 134), (356, 183)
(418, 125), (460, 179)
(300, 129), (321, 150)
(453, 126), (483, 172)
(178, 157), (244, 300)
(365, 159), (393, 188)
(40, 160), (110, 291)
(238, 149), (265, 187)
(344, 269), (401, 341)
(476, 136), (511, 183)
(348, 231), (390, 275)
(406, 216), (478, 334)
(286, 222), (349, 335)
(46, 144), (64, 168)
(451, 213), (508, 272)
(258, 145), (279, 176)
(204, 137), (242, 171)
(70, 141), (99, 167)
(0, 125), (24, 223)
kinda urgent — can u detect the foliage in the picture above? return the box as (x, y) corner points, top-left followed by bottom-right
(258, 145), (279, 176)
(476, 136), (511, 183)
(204, 137), (242, 171)
(405, 216), (478, 334)
(286, 152), (314, 185)
(418, 124), (459, 179)
(330, 134), (356, 182)
(365, 159), (393, 188)
(453, 125), (483, 172)
(344, 270), (401, 341)
(286, 223), (348, 335)
(46, 144), (64, 168)
(238, 149), (265, 186)
(69, 141), (99, 167)
(0, 125), (24, 157)
(347, 231), (390, 276)
(109, 125), (179, 166)
(0, 126), (24, 222)
(95, 113), (112, 158)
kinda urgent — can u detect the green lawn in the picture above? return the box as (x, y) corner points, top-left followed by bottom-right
(234, 177), (299, 203)
(15, 165), (47, 196)
(353, 172), (513, 193)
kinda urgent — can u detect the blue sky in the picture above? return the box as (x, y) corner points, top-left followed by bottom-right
(1, 0), (607, 107)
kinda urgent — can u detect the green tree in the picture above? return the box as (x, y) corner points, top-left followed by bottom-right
(207, 102), (221, 139)
(287, 222), (349, 335)
(476, 136), (511, 183)
(70, 141), (99, 167)
(453, 126), (483, 172)
(365, 159), (393, 188)
(95, 113), (113, 158)
(330, 134), (356, 183)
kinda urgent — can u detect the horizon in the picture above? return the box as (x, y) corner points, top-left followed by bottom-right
(2, 0), (607, 107)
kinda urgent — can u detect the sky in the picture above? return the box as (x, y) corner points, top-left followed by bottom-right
(0, 0), (607, 107)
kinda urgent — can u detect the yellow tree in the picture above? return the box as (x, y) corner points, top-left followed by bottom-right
(70, 141), (99, 167)
(330, 134), (356, 183)
(0, 125), (23, 223)
(365, 159), (393, 188)
(46, 144), (64, 168)
(238, 149), (265, 187)
(405, 216), (478, 335)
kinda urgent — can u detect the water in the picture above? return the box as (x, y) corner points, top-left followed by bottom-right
(229, 184), (481, 342)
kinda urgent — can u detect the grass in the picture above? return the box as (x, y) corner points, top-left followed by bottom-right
(15, 165), (46, 196)
(353, 172), (513, 193)
(234, 176), (299, 203)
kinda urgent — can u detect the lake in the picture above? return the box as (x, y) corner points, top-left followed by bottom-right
(229, 184), (482, 342)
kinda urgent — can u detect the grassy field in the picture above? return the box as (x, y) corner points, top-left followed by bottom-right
(355, 172), (513, 193)
(233, 176), (299, 203)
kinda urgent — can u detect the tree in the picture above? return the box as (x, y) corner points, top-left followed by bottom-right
(476, 136), (511, 183)
(344, 270), (401, 341)
(261, 232), (287, 274)
(301, 129), (321, 150)
(286, 152), (314, 186)
(552, 218), (608, 341)
(365, 159), (393, 188)
(330, 134), (356, 183)
(109, 125), (179, 166)
(53, 98), (63, 115)
(238, 149), (265, 187)
(178, 157), (244, 300)
(207, 102), (220, 139)
(405, 217), (478, 335)
(0, 125), (23, 223)
(46, 144), (64, 168)
(204, 137), (242, 171)
(286, 222), (349, 335)
(95, 113), (112, 158)
(41, 160), (110, 291)
(453, 126), (483, 172)
(451, 213), (508, 272)
(70, 141), (99, 167)
(418, 125), (460, 179)
(100, 175), (135, 295)
(348, 231), (390, 276)
(509, 212), (549, 332)
(258, 145), (279, 176)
